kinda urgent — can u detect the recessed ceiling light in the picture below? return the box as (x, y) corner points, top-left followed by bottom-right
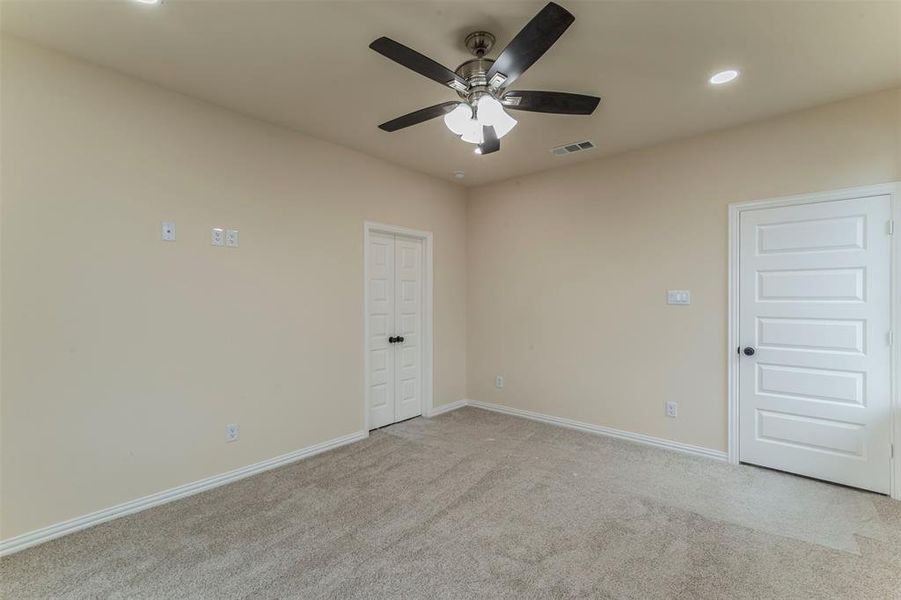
(453, 171), (465, 179)
(132, 0), (161, 4)
(709, 69), (740, 85)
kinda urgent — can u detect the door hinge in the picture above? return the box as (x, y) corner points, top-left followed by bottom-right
(892, 444), (895, 459)
(888, 220), (895, 235)
(889, 331), (895, 346)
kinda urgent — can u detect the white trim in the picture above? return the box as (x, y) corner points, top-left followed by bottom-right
(894, 185), (901, 500)
(363, 221), (434, 432)
(466, 400), (728, 462)
(727, 202), (741, 465)
(425, 399), (467, 417)
(0, 429), (367, 557)
(727, 182), (901, 500)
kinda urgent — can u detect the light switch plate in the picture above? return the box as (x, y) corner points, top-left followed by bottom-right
(161, 221), (176, 242)
(211, 228), (225, 246)
(226, 229), (239, 247)
(667, 290), (691, 305)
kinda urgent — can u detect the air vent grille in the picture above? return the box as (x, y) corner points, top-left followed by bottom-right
(550, 140), (595, 157)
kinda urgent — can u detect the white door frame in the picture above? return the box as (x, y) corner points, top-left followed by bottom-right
(363, 221), (434, 431)
(727, 182), (901, 500)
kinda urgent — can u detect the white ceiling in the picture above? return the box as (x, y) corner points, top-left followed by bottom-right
(2, 1), (899, 186)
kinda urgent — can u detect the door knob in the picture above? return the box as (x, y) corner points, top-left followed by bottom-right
(388, 336), (397, 344)
(743, 346), (756, 356)
(397, 336), (405, 343)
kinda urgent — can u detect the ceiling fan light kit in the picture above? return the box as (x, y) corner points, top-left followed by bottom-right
(370, 2), (600, 156)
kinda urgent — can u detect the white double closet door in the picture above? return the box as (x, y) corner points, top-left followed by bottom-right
(367, 232), (424, 429)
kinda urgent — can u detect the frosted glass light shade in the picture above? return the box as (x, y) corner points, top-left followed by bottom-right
(476, 95), (517, 138)
(460, 118), (484, 144)
(443, 103), (473, 135)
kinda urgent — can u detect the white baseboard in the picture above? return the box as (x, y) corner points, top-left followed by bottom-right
(0, 429), (368, 557)
(425, 399), (467, 417)
(466, 400), (728, 462)
(1, 401), (727, 555)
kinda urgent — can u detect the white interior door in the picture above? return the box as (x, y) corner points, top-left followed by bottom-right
(394, 237), (423, 422)
(738, 194), (892, 493)
(367, 232), (396, 429)
(367, 232), (423, 429)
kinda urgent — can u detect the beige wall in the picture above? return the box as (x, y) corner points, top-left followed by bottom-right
(467, 88), (900, 453)
(0, 37), (467, 539)
(3, 34), (900, 544)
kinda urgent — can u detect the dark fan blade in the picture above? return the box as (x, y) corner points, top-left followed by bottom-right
(477, 126), (500, 155)
(370, 37), (467, 90)
(486, 2), (574, 89)
(378, 102), (459, 132)
(502, 91), (600, 115)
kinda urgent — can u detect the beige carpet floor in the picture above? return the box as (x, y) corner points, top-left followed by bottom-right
(2, 406), (900, 599)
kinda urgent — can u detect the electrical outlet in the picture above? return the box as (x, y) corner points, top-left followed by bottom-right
(226, 229), (239, 247)
(225, 424), (239, 443)
(211, 228), (225, 246)
(496, 375), (504, 389)
(666, 401), (678, 418)
(161, 221), (176, 242)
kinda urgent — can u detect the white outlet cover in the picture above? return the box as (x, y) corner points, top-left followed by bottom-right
(666, 290), (691, 305)
(496, 376), (504, 389)
(211, 228), (225, 246)
(161, 221), (176, 242)
(226, 229), (239, 247)
(226, 424), (239, 442)
(666, 401), (678, 418)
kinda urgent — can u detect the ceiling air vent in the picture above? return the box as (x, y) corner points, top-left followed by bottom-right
(550, 140), (595, 157)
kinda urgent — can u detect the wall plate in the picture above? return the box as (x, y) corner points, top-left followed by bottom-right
(667, 290), (691, 305)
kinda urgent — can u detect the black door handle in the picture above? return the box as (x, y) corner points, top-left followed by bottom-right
(388, 336), (397, 344)
(397, 336), (405, 343)
(743, 346), (756, 356)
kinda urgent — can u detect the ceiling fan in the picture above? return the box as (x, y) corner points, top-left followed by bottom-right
(370, 2), (600, 155)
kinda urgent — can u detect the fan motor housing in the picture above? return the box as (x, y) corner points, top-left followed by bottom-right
(455, 30), (502, 101)
(455, 58), (493, 86)
(456, 58), (494, 102)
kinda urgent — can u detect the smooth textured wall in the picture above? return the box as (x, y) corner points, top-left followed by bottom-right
(0, 37), (467, 539)
(467, 88), (900, 453)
